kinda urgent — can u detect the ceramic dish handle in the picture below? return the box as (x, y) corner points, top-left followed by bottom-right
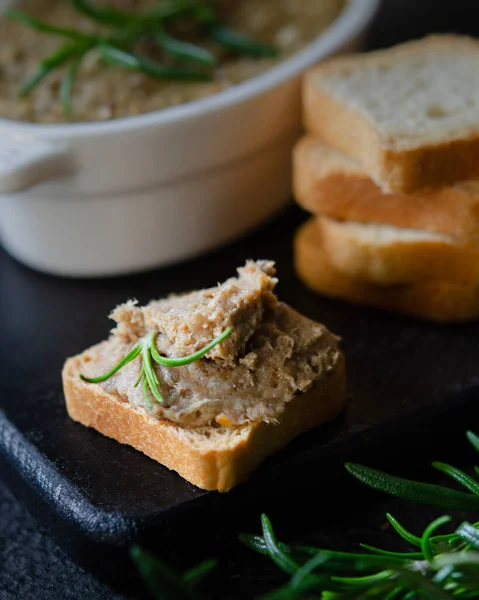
(0, 135), (71, 193)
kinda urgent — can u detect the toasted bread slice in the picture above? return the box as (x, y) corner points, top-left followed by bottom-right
(294, 137), (479, 238)
(63, 341), (346, 493)
(303, 36), (479, 193)
(318, 216), (479, 285)
(295, 218), (479, 322)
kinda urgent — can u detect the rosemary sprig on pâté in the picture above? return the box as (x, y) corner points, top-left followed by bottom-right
(4, 0), (278, 116)
(80, 327), (232, 409)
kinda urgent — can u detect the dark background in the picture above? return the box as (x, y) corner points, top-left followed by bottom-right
(2, 1), (479, 598)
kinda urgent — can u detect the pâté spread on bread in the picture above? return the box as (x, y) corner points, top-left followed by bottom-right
(63, 261), (345, 491)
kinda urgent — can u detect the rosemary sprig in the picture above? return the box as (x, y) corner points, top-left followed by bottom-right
(240, 430), (479, 599)
(242, 513), (479, 599)
(79, 327), (231, 408)
(4, 0), (278, 116)
(345, 430), (479, 511)
(130, 545), (217, 600)
(128, 429), (479, 598)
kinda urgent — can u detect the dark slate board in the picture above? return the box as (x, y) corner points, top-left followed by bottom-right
(1, 206), (479, 588)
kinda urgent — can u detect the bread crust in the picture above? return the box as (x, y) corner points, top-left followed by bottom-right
(303, 36), (479, 193)
(294, 137), (479, 238)
(295, 218), (479, 323)
(318, 216), (479, 286)
(62, 348), (346, 492)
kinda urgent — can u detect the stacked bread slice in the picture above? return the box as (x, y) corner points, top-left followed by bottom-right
(294, 35), (479, 322)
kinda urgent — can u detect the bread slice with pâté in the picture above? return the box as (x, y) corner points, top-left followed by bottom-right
(62, 261), (346, 492)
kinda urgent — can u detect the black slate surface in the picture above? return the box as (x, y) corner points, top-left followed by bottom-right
(2, 204), (479, 596)
(2, 1), (479, 598)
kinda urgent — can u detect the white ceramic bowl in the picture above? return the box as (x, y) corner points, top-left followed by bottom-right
(0, 0), (379, 277)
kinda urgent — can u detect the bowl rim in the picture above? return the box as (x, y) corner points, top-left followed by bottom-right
(0, 0), (379, 138)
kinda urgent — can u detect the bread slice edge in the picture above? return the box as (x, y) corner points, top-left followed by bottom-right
(318, 216), (479, 285)
(303, 36), (479, 193)
(295, 218), (479, 323)
(293, 137), (479, 239)
(63, 347), (346, 492)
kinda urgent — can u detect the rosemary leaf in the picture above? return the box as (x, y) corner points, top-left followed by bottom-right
(238, 534), (299, 559)
(433, 551), (479, 569)
(70, 0), (133, 27)
(385, 514), (423, 548)
(383, 587), (405, 600)
(421, 516), (451, 563)
(289, 553), (331, 590)
(393, 568), (453, 600)
(207, 24), (278, 58)
(141, 336), (164, 403)
(345, 463), (479, 511)
(432, 462), (479, 496)
(258, 580), (317, 600)
(240, 533), (404, 576)
(261, 514), (301, 576)
(182, 558), (218, 587)
(129, 546), (198, 600)
(455, 522), (479, 551)
(20, 43), (83, 97)
(98, 44), (211, 81)
(98, 44), (138, 68)
(138, 54), (211, 81)
(5, 9), (94, 42)
(359, 544), (424, 559)
(79, 343), (141, 383)
(432, 564), (455, 585)
(142, 377), (153, 410)
(150, 327), (232, 367)
(155, 29), (217, 66)
(467, 430), (479, 453)
(60, 58), (83, 116)
(20, 65), (54, 98)
(330, 570), (395, 587)
(142, 0), (199, 25)
(238, 533), (271, 556)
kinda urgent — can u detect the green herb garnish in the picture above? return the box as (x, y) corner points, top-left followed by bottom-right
(242, 513), (479, 599)
(130, 545), (217, 600)
(127, 428), (479, 598)
(4, 0), (278, 116)
(240, 430), (479, 599)
(80, 327), (232, 408)
(345, 456), (479, 512)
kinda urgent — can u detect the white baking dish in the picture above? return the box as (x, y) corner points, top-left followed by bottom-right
(0, 0), (378, 277)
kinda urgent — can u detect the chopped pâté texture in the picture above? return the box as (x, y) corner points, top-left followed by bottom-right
(79, 261), (341, 428)
(0, 0), (345, 123)
(111, 260), (277, 363)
